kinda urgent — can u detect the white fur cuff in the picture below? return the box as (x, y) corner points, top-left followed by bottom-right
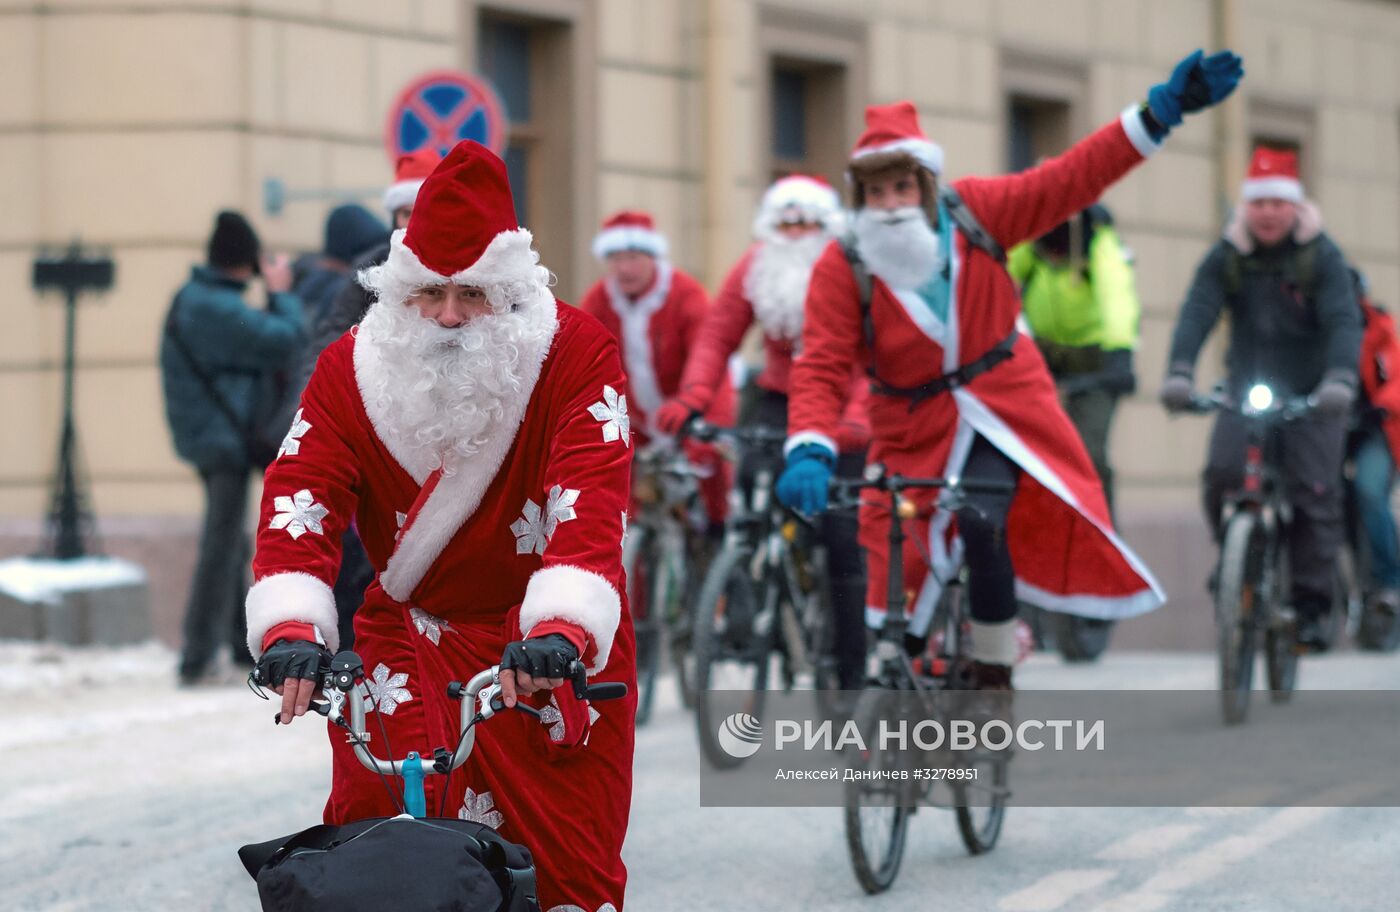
(519, 564), (623, 673)
(1119, 104), (1163, 159)
(246, 571), (339, 659)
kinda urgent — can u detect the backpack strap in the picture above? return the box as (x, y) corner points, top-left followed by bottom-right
(839, 237), (876, 352)
(940, 185), (1005, 264)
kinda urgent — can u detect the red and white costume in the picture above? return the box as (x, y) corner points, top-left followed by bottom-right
(579, 211), (735, 520)
(676, 176), (869, 450)
(246, 141), (633, 912)
(788, 103), (1166, 631)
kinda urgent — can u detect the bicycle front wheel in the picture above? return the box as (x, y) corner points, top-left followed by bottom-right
(843, 687), (913, 894)
(693, 544), (772, 770)
(625, 526), (663, 727)
(1266, 544), (1298, 702)
(954, 754), (1007, 854)
(1216, 512), (1261, 725)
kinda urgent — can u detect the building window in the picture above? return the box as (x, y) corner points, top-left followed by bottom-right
(1007, 96), (1072, 171)
(771, 66), (808, 165)
(478, 16), (534, 224)
(1002, 56), (1088, 171)
(759, 10), (865, 190)
(474, 5), (585, 288)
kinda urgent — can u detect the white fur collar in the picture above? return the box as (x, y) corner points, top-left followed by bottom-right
(354, 289), (560, 602)
(1224, 199), (1323, 255)
(606, 261), (673, 428)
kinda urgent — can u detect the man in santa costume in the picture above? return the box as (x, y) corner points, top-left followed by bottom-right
(778, 48), (1245, 688)
(578, 211), (735, 530)
(654, 175), (871, 688)
(247, 139), (634, 911)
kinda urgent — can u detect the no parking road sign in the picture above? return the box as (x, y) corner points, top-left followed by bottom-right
(384, 70), (508, 163)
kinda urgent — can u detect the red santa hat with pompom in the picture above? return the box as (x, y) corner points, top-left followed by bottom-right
(591, 210), (670, 261)
(382, 147), (443, 215)
(848, 101), (944, 176)
(753, 175), (845, 240)
(375, 139), (541, 292)
(1241, 146), (1304, 203)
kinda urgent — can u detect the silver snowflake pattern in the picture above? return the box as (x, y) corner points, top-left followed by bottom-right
(364, 662), (412, 715)
(269, 489), (329, 540)
(410, 606), (450, 645)
(510, 486), (580, 556)
(277, 408), (311, 458)
(583, 703), (602, 747)
(620, 511), (628, 550)
(510, 499), (548, 555)
(546, 904), (619, 912)
(394, 511), (408, 541)
(459, 788), (504, 829)
(540, 695), (566, 742)
(544, 485), (580, 536)
(586, 385), (630, 447)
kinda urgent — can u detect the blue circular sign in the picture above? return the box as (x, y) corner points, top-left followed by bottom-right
(384, 70), (507, 162)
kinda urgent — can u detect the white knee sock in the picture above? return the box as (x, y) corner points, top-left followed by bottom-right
(968, 618), (1018, 666)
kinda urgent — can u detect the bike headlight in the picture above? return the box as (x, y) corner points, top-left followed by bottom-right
(1246, 383), (1274, 413)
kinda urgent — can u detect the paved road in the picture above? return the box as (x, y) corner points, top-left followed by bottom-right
(1, 642), (1396, 911)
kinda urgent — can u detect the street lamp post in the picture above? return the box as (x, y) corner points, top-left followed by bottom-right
(32, 242), (115, 560)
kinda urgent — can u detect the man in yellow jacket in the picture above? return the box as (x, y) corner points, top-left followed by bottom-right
(1009, 203), (1140, 515)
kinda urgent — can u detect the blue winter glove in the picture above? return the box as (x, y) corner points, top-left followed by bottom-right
(1145, 49), (1244, 138)
(776, 442), (835, 515)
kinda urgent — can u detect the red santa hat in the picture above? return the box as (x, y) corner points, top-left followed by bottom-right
(849, 101), (944, 176)
(591, 210), (670, 261)
(1241, 146), (1304, 203)
(382, 147), (443, 215)
(374, 140), (542, 294)
(753, 174), (845, 239)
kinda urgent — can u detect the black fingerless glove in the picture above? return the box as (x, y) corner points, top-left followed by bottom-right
(252, 638), (332, 689)
(500, 634), (579, 680)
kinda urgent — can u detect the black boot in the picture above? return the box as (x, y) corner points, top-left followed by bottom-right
(1294, 593), (1333, 654)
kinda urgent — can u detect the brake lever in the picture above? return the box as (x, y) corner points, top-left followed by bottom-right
(566, 660), (629, 702)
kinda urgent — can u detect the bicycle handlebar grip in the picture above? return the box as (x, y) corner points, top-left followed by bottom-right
(565, 659), (630, 701)
(582, 682), (630, 702)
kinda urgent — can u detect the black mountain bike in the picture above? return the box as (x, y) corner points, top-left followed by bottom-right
(689, 422), (839, 770)
(833, 465), (1014, 894)
(1185, 384), (1308, 725)
(624, 440), (708, 725)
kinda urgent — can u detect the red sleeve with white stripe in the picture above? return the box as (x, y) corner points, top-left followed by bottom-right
(517, 328), (633, 674)
(245, 344), (360, 657)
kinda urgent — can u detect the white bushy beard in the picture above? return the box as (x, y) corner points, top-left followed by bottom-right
(744, 233), (829, 341)
(852, 206), (943, 291)
(356, 283), (556, 479)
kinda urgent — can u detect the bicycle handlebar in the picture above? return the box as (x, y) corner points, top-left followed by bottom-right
(1180, 388), (1313, 419)
(303, 652), (627, 778)
(683, 418), (787, 446)
(829, 473), (1017, 495)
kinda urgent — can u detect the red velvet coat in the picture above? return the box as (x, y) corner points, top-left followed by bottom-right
(788, 110), (1166, 628)
(678, 244), (870, 451)
(1361, 300), (1400, 461)
(245, 299), (634, 912)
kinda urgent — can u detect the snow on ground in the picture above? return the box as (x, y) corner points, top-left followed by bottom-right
(0, 556), (148, 605)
